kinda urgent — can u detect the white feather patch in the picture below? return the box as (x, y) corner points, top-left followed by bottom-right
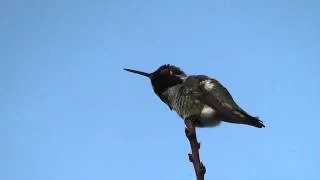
(201, 80), (215, 90)
(201, 105), (215, 117)
(200, 105), (220, 127)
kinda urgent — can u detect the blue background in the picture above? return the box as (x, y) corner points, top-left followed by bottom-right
(1, 0), (319, 179)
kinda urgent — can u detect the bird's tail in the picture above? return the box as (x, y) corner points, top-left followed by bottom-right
(243, 116), (265, 128)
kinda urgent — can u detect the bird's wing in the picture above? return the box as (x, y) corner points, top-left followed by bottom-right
(202, 78), (242, 109)
(185, 76), (250, 121)
(183, 76), (264, 127)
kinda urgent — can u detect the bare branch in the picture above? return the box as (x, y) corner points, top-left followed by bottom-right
(185, 118), (206, 180)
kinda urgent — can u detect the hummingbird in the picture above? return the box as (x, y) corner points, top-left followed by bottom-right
(124, 64), (265, 128)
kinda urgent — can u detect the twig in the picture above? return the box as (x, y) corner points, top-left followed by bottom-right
(185, 118), (206, 180)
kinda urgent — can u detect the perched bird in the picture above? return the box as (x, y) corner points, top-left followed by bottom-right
(124, 64), (265, 128)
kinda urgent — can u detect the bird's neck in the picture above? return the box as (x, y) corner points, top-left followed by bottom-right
(151, 75), (184, 96)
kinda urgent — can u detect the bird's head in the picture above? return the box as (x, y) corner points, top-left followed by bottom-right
(124, 64), (186, 96)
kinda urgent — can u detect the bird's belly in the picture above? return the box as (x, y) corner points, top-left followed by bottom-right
(199, 105), (221, 127)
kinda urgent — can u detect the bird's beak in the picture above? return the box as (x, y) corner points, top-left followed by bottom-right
(124, 68), (151, 78)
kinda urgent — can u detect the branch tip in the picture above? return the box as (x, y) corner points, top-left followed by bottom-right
(188, 153), (193, 162)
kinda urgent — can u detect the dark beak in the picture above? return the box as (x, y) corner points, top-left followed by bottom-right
(124, 68), (151, 78)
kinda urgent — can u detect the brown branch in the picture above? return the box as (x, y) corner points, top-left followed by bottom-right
(185, 118), (206, 180)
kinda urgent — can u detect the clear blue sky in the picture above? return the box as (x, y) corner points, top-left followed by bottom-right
(1, 0), (320, 180)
